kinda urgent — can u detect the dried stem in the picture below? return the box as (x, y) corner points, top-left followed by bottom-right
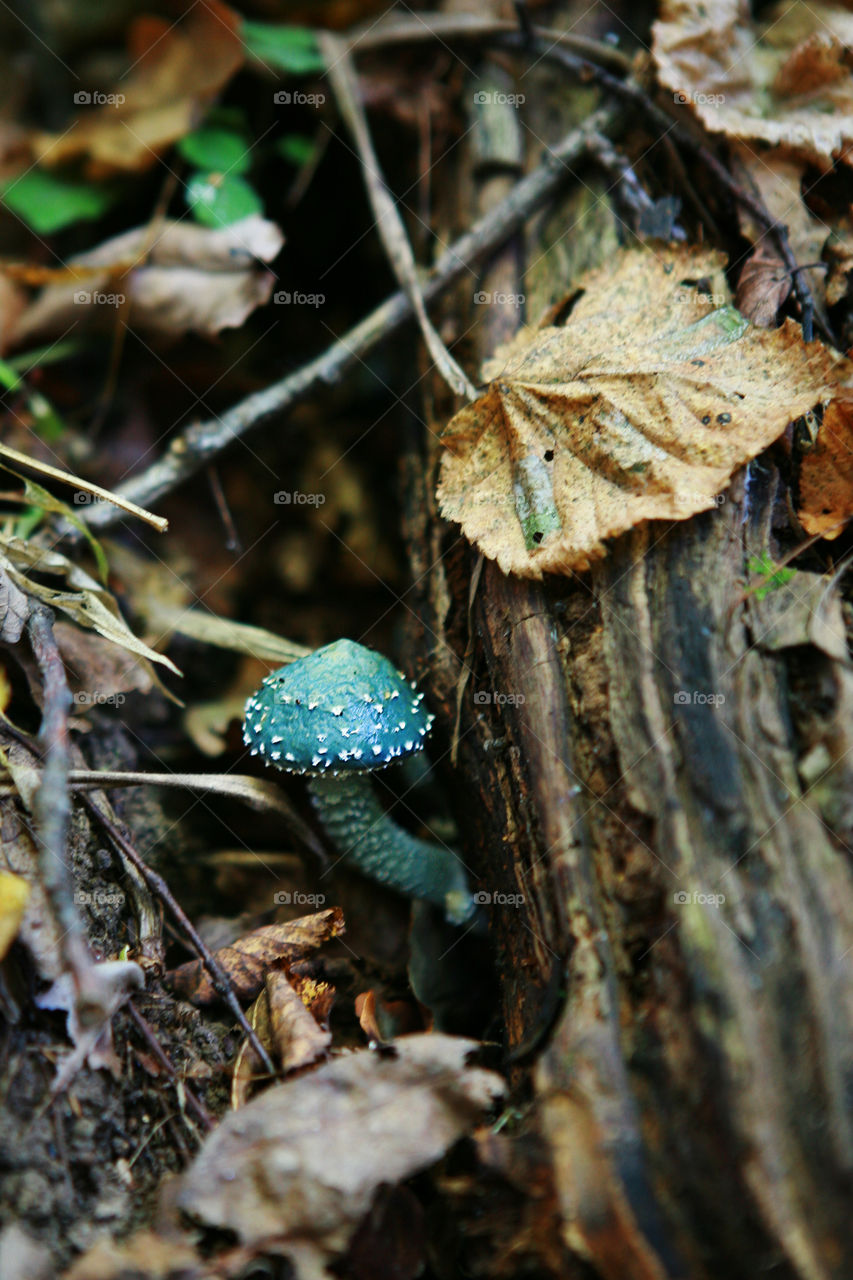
(321, 31), (477, 401)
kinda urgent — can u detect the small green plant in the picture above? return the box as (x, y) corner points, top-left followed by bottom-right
(747, 553), (797, 599)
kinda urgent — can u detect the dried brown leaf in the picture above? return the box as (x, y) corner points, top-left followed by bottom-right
(438, 245), (842, 577)
(735, 247), (792, 327)
(31, 2), (243, 176)
(797, 397), (853, 537)
(266, 969), (332, 1072)
(653, 0), (853, 169)
(730, 147), (829, 323)
(167, 907), (345, 1004)
(178, 1033), (505, 1270)
(11, 215), (283, 344)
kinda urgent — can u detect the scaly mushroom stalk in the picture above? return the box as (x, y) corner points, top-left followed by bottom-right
(243, 639), (474, 923)
(307, 771), (472, 921)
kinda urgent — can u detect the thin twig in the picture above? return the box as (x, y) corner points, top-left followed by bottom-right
(321, 32), (476, 401)
(27, 604), (101, 1016)
(81, 792), (277, 1077)
(77, 106), (618, 530)
(343, 11), (633, 73)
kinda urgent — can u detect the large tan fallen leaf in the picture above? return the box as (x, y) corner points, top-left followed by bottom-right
(653, 0), (853, 170)
(178, 1034), (504, 1276)
(797, 397), (853, 537)
(437, 245), (842, 577)
(167, 907), (344, 1004)
(31, 2), (243, 176)
(10, 215), (283, 344)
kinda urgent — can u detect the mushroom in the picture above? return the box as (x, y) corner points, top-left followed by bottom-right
(243, 639), (474, 922)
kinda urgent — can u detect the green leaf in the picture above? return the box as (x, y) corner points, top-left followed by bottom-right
(178, 127), (252, 176)
(241, 20), (325, 74)
(185, 172), (264, 228)
(1, 169), (116, 234)
(275, 134), (314, 167)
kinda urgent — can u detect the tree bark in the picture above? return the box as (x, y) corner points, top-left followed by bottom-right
(403, 15), (853, 1280)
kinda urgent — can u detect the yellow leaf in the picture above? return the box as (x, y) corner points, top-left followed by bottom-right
(437, 245), (843, 578)
(0, 870), (30, 961)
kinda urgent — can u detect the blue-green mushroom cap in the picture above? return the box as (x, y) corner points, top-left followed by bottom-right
(243, 638), (435, 775)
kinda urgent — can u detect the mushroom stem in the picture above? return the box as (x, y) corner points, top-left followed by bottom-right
(307, 772), (474, 923)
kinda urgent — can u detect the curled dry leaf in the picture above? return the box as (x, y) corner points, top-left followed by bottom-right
(177, 1033), (505, 1274)
(233, 968), (334, 1106)
(730, 147), (829, 326)
(266, 969), (332, 1072)
(438, 245), (842, 577)
(31, 1), (243, 175)
(167, 907), (345, 1004)
(797, 397), (853, 538)
(653, 0), (853, 169)
(735, 247), (792, 328)
(10, 215), (283, 344)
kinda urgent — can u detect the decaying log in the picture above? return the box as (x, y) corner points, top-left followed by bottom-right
(403, 17), (853, 1280)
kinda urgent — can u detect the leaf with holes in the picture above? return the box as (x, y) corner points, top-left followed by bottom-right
(437, 245), (844, 577)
